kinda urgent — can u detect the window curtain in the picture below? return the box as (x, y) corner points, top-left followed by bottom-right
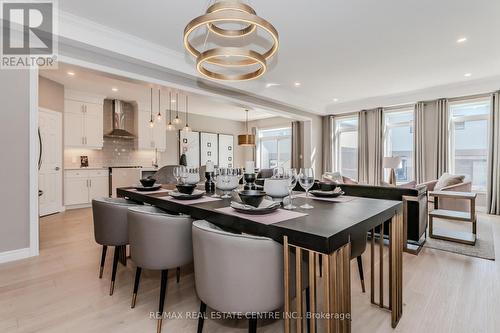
(358, 108), (384, 185)
(436, 99), (449, 177)
(487, 92), (500, 215)
(414, 102), (426, 183)
(250, 126), (257, 162)
(291, 121), (303, 169)
(322, 116), (333, 173)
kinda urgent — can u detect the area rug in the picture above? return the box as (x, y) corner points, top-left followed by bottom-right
(423, 216), (495, 260)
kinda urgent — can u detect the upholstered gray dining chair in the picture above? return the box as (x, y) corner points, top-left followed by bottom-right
(351, 234), (367, 292)
(153, 165), (180, 184)
(92, 197), (141, 295)
(127, 206), (193, 333)
(192, 220), (307, 333)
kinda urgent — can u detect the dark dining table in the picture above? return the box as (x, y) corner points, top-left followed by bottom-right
(117, 187), (404, 333)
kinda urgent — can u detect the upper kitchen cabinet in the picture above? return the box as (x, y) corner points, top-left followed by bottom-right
(64, 90), (105, 149)
(135, 101), (166, 151)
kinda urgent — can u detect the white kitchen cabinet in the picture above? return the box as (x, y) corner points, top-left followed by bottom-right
(136, 109), (166, 151)
(64, 173), (89, 206)
(64, 169), (109, 208)
(64, 91), (104, 149)
(88, 170), (109, 201)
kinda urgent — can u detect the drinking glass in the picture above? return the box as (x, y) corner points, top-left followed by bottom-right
(220, 168), (238, 198)
(211, 167), (220, 198)
(186, 167), (200, 184)
(298, 168), (315, 209)
(284, 168), (298, 210)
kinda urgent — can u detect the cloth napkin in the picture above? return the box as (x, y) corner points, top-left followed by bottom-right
(313, 187), (343, 195)
(230, 199), (280, 210)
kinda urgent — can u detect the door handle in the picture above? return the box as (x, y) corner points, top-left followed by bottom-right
(55, 166), (60, 171)
(89, 179), (92, 187)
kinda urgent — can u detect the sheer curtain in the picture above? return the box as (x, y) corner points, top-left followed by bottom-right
(436, 99), (449, 177)
(358, 108), (383, 185)
(487, 92), (500, 214)
(414, 102), (426, 183)
(322, 116), (333, 173)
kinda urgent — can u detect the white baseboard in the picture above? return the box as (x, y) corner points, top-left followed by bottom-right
(65, 203), (91, 210)
(0, 247), (32, 264)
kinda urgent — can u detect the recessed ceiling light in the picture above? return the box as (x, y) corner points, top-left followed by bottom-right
(333, 98), (339, 102)
(464, 73), (472, 77)
(457, 37), (467, 43)
(265, 83), (280, 88)
(294, 82), (301, 87)
(111, 87), (118, 92)
(67, 71), (75, 76)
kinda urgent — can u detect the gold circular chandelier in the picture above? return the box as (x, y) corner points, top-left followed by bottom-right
(183, 1), (279, 81)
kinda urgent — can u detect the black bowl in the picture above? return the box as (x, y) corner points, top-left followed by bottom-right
(238, 190), (267, 208)
(176, 184), (196, 195)
(140, 178), (156, 187)
(319, 182), (337, 192)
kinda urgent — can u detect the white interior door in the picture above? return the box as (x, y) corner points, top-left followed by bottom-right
(39, 109), (63, 216)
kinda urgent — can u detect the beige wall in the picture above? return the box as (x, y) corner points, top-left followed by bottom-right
(39, 76), (64, 112)
(0, 70), (31, 253)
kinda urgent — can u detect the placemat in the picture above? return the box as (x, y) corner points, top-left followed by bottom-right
(215, 206), (307, 225)
(159, 195), (222, 205)
(129, 188), (171, 195)
(295, 193), (357, 203)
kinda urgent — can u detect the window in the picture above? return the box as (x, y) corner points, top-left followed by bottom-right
(334, 116), (358, 180)
(449, 99), (490, 192)
(383, 109), (414, 183)
(257, 127), (292, 169)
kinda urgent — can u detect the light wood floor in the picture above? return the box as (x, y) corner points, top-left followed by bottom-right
(0, 208), (499, 333)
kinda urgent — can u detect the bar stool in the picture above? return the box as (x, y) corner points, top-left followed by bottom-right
(92, 197), (140, 295)
(192, 220), (305, 333)
(127, 206), (193, 333)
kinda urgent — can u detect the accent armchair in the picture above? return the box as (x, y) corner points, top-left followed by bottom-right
(419, 179), (472, 212)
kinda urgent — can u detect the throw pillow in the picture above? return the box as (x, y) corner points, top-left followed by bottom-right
(434, 173), (465, 190)
(397, 181), (416, 189)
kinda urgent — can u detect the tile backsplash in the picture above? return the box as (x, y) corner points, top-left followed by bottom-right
(64, 138), (159, 168)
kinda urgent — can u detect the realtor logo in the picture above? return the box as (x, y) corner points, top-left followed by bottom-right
(1, 0), (58, 69)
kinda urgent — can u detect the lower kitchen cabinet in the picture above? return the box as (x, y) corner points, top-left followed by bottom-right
(64, 169), (109, 207)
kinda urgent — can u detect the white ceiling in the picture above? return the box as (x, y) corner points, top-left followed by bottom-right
(58, 0), (500, 114)
(40, 63), (276, 122)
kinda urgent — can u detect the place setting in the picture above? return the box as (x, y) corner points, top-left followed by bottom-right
(214, 168), (311, 224)
(159, 166), (221, 204)
(131, 177), (170, 194)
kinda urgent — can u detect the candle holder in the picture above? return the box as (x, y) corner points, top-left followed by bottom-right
(205, 171), (215, 193)
(243, 173), (257, 190)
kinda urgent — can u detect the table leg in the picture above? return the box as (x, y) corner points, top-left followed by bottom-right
(370, 211), (404, 327)
(283, 237), (351, 333)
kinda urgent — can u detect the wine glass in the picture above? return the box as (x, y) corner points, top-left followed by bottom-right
(211, 167), (220, 198)
(236, 167), (244, 190)
(284, 168), (298, 210)
(173, 166), (181, 184)
(179, 166), (188, 184)
(298, 168), (315, 209)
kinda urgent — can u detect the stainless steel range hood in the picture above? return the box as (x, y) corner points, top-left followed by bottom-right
(104, 100), (135, 139)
